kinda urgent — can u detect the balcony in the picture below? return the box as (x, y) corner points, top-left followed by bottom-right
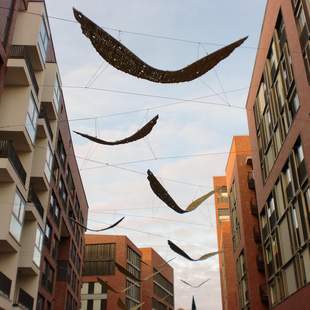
(26, 189), (44, 221)
(0, 271), (11, 299)
(253, 226), (261, 244)
(37, 106), (53, 140)
(247, 171), (255, 190)
(259, 284), (269, 305)
(0, 140), (26, 185)
(256, 254), (265, 273)
(250, 199), (258, 217)
(5, 45), (39, 95)
(15, 288), (34, 310)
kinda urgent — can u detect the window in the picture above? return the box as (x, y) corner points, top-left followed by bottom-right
(36, 294), (44, 310)
(297, 5), (307, 33)
(9, 190), (26, 242)
(38, 18), (49, 62)
(53, 75), (62, 112)
(50, 193), (60, 224)
(42, 260), (54, 293)
(58, 178), (67, 205)
(44, 221), (52, 247)
(33, 226), (43, 267)
(44, 143), (53, 182)
(57, 137), (66, 166)
(25, 93), (38, 143)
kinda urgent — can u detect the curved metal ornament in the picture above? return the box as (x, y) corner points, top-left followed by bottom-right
(73, 8), (247, 83)
(74, 115), (159, 146)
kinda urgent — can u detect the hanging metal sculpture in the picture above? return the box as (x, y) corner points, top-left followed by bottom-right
(97, 277), (119, 294)
(115, 262), (141, 282)
(192, 296), (197, 310)
(147, 170), (223, 213)
(73, 8), (247, 84)
(181, 279), (210, 288)
(74, 115), (159, 146)
(168, 240), (220, 262)
(69, 216), (124, 232)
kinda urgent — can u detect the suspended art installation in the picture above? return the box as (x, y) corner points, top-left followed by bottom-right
(97, 277), (119, 294)
(181, 279), (210, 288)
(118, 299), (144, 310)
(115, 262), (141, 282)
(73, 8), (247, 84)
(69, 216), (124, 232)
(192, 296), (197, 310)
(168, 240), (220, 262)
(147, 170), (225, 213)
(74, 115), (159, 146)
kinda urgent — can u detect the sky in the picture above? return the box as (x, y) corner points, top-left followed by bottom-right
(45, 1), (266, 309)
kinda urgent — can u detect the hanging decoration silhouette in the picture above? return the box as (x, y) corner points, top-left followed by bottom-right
(73, 8), (247, 84)
(147, 170), (226, 213)
(74, 115), (159, 146)
(69, 216), (124, 232)
(168, 240), (220, 261)
(192, 296), (197, 310)
(118, 298), (144, 310)
(181, 279), (210, 288)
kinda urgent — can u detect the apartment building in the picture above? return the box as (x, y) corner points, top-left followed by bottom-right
(246, 0), (310, 308)
(213, 176), (238, 310)
(0, 1), (88, 309)
(225, 136), (267, 310)
(81, 235), (174, 310)
(140, 248), (174, 310)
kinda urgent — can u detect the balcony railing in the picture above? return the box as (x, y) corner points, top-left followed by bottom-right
(16, 288), (34, 310)
(27, 188), (44, 219)
(0, 271), (11, 298)
(259, 284), (269, 305)
(247, 171), (255, 190)
(253, 226), (261, 244)
(9, 45), (39, 95)
(256, 254), (265, 273)
(250, 199), (258, 217)
(39, 106), (53, 140)
(0, 140), (27, 184)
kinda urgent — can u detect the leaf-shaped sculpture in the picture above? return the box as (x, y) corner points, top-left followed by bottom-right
(115, 262), (141, 282)
(192, 296), (197, 310)
(74, 115), (159, 146)
(181, 279), (210, 288)
(97, 277), (119, 294)
(73, 8), (247, 84)
(168, 240), (220, 262)
(69, 217), (124, 232)
(147, 170), (220, 213)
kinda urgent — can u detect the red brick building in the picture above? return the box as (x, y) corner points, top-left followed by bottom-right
(246, 0), (310, 308)
(81, 235), (174, 310)
(213, 176), (238, 310)
(225, 136), (267, 309)
(140, 248), (174, 310)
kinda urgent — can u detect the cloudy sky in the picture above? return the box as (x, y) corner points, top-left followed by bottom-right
(45, 0), (266, 308)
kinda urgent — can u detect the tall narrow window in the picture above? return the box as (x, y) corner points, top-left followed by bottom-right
(44, 143), (53, 182)
(33, 226), (44, 267)
(38, 18), (49, 62)
(25, 94), (38, 143)
(53, 76), (62, 112)
(9, 190), (26, 242)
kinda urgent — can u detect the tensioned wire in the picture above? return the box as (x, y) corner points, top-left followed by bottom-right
(0, 4), (306, 55)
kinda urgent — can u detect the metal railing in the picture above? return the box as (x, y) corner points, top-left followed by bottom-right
(39, 106), (53, 140)
(28, 189), (44, 219)
(17, 288), (34, 310)
(9, 45), (39, 95)
(0, 271), (11, 298)
(0, 140), (27, 185)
